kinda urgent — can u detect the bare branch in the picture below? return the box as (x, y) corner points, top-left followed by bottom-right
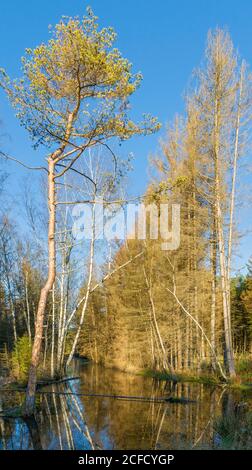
(65, 250), (145, 330)
(0, 150), (48, 173)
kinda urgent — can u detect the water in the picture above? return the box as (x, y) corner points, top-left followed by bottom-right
(0, 360), (251, 450)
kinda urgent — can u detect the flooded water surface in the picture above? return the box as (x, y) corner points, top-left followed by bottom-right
(0, 360), (251, 450)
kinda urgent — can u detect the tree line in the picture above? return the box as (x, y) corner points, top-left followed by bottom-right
(0, 10), (252, 416)
(77, 29), (252, 380)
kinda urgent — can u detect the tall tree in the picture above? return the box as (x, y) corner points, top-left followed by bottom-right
(192, 29), (239, 377)
(0, 8), (159, 414)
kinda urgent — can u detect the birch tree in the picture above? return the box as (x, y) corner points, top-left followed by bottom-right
(0, 8), (159, 414)
(193, 30), (238, 377)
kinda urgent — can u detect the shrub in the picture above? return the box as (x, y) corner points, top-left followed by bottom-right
(11, 335), (32, 381)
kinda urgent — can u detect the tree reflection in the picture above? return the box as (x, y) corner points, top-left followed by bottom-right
(0, 362), (251, 450)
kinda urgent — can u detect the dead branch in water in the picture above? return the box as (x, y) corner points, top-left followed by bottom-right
(0, 388), (196, 405)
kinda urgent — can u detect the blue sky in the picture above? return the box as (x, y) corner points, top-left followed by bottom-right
(0, 0), (251, 270)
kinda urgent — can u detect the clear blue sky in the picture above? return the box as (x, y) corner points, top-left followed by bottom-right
(0, 0), (251, 271)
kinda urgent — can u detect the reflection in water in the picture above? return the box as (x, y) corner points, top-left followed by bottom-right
(0, 361), (251, 450)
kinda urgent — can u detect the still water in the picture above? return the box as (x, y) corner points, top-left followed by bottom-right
(0, 360), (251, 450)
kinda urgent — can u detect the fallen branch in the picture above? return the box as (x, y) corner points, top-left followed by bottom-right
(166, 256), (227, 382)
(0, 389), (190, 405)
(166, 286), (227, 381)
(65, 250), (145, 330)
(36, 376), (80, 388)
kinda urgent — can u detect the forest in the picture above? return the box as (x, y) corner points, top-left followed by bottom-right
(0, 5), (252, 453)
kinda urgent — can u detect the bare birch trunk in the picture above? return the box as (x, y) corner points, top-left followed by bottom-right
(211, 228), (217, 370)
(166, 285), (227, 380)
(57, 253), (65, 373)
(24, 111), (75, 414)
(10, 302), (17, 344)
(24, 157), (56, 415)
(216, 197), (236, 377)
(25, 272), (32, 343)
(43, 320), (48, 369)
(213, 67), (236, 378)
(177, 328), (182, 371)
(226, 63), (244, 347)
(66, 204), (95, 368)
(143, 267), (175, 376)
(51, 284), (55, 378)
(227, 62), (244, 282)
(5, 275), (17, 344)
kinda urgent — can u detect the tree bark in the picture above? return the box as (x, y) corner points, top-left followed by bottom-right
(51, 284), (55, 378)
(227, 62), (244, 283)
(24, 157), (56, 415)
(213, 62), (236, 378)
(211, 224), (217, 371)
(216, 197), (236, 378)
(143, 267), (175, 376)
(66, 203), (95, 368)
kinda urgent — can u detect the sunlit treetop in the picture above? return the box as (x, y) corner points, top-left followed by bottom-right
(0, 7), (160, 149)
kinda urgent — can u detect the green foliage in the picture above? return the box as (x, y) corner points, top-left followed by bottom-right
(214, 410), (252, 449)
(246, 256), (252, 277)
(0, 7), (160, 148)
(231, 276), (252, 352)
(140, 369), (221, 385)
(11, 335), (32, 381)
(236, 355), (252, 373)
